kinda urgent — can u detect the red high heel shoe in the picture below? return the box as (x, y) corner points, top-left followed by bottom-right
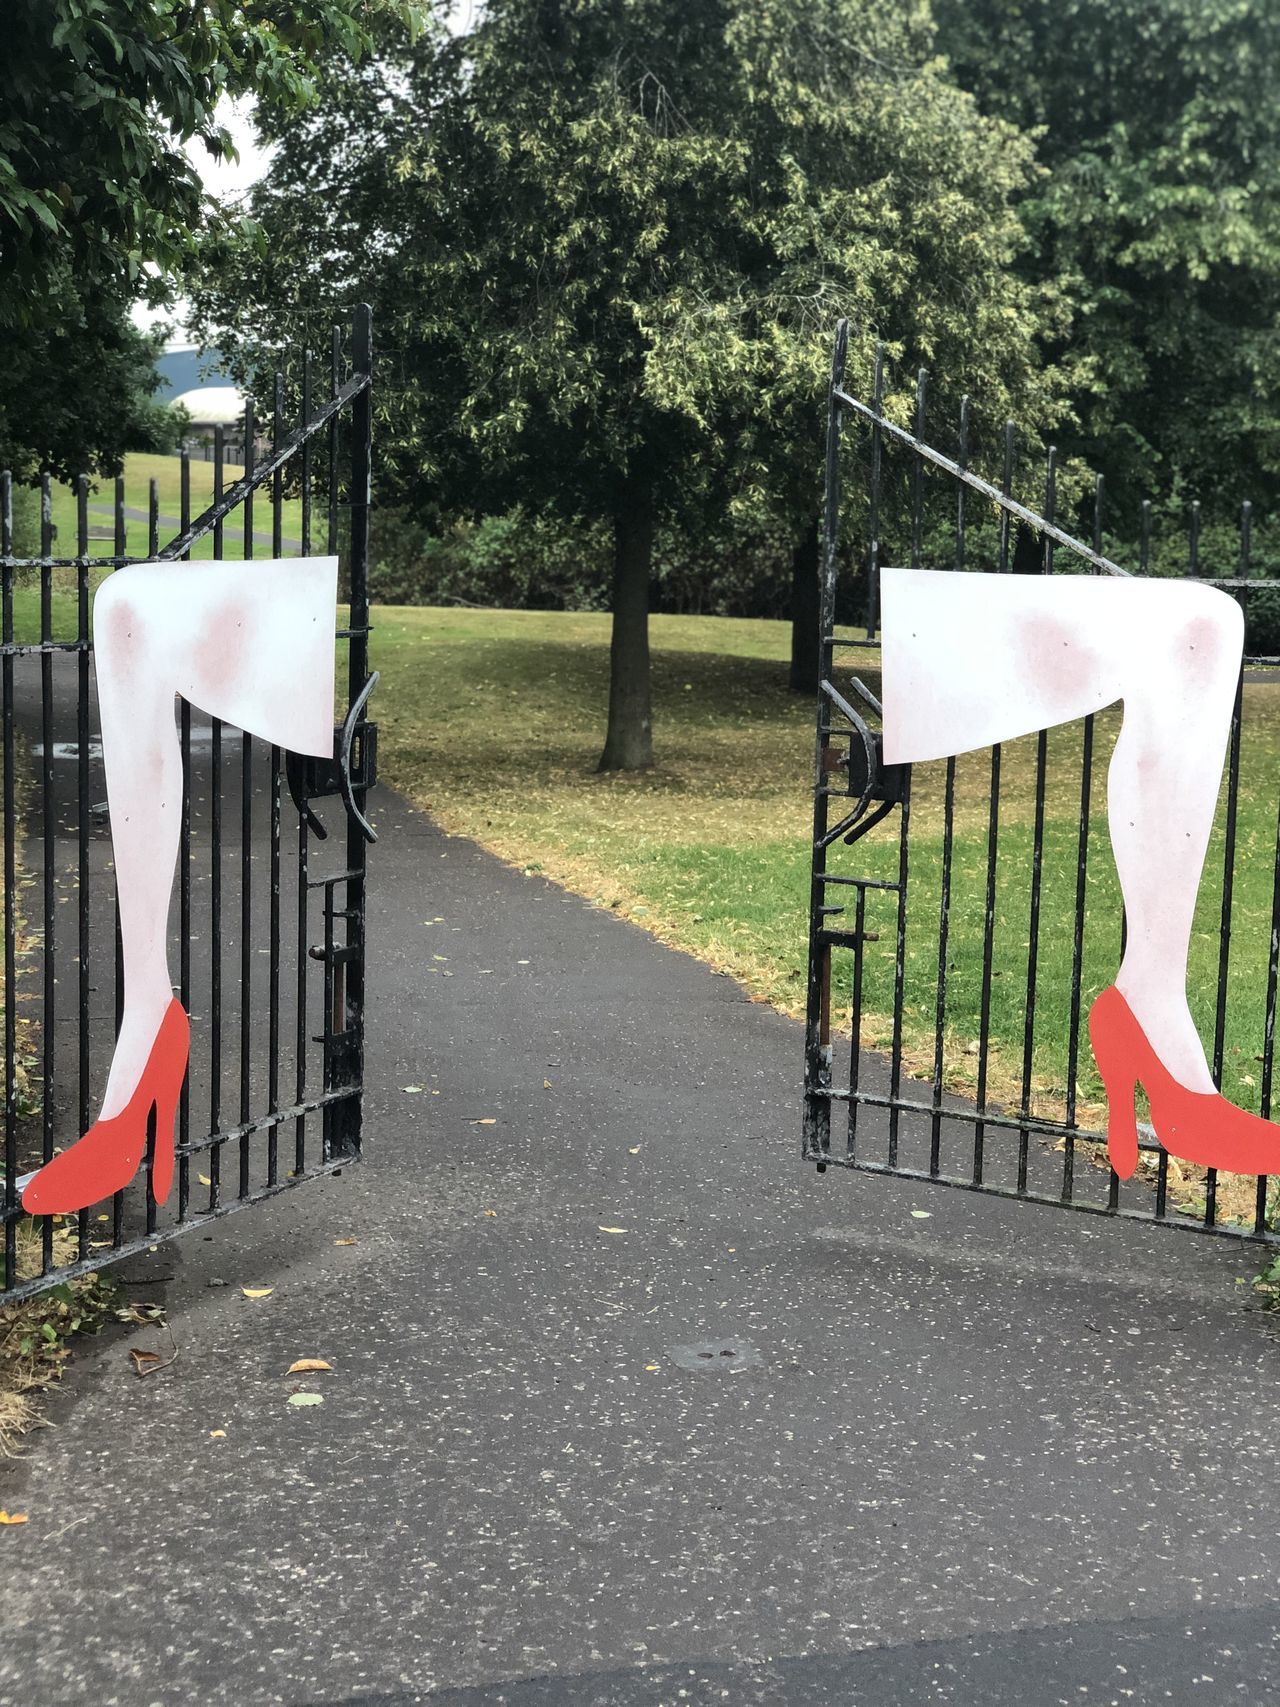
(1089, 984), (1280, 1179)
(22, 1000), (189, 1215)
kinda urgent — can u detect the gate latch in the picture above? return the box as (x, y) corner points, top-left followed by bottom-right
(819, 674), (907, 846)
(286, 671), (380, 844)
(842, 727), (908, 815)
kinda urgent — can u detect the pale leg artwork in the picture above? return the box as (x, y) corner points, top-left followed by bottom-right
(22, 556), (340, 1216)
(879, 566), (1279, 1178)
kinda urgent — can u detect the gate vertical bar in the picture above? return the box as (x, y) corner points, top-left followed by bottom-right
(803, 318), (848, 1165)
(209, 425), (224, 1207)
(268, 371), (284, 1186)
(296, 355), (314, 1177)
(863, 345), (882, 640)
(75, 477), (91, 1260)
(332, 303), (374, 1159)
(240, 400), (255, 1199)
(2, 475), (16, 1289)
(1017, 450), (1055, 1193)
(39, 476), (55, 1268)
(178, 449), (192, 1222)
(930, 759), (956, 1174)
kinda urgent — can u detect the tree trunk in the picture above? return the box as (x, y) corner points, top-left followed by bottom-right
(597, 483), (655, 772)
(788, 520), (821, 694)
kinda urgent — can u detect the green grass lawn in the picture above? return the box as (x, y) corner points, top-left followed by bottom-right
(35, 452), (308, 564)
(371, 606), (1280, 1140)
(7, 574), (100, 645)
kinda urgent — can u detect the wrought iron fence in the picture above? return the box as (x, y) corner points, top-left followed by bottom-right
(0, 306), (376, 1301)
(805, 319), (1280, 1244)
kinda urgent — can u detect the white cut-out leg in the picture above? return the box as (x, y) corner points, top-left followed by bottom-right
(880, 568), (1243, 1093)
(92, 556), (339, 1118)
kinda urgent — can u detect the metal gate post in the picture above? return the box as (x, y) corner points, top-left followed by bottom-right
(324, 303), (374, 1162)
(803, 319), (849, 1169)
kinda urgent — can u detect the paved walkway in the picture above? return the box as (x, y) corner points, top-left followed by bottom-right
(2, 789), (1279, 1706)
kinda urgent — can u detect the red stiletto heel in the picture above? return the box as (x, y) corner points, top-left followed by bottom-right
(1088, 987), (1141, 1178)
(1089, 984), (1280, 1177)
(22, 1001), (189, 1215)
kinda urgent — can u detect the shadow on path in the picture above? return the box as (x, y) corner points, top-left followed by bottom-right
(325, 1605), (1280, 1705)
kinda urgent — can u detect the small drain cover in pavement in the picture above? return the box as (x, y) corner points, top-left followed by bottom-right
(668, 1338), (763, 1373)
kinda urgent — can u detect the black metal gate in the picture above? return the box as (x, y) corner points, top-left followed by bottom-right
(805, 319), (1280, 1245)
(0, 305), (377, 1301)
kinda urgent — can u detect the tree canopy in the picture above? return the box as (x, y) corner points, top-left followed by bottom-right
(0, 0), (421, 474)
(0, 271), (177, 481)
(200, 0), (1053, 765)
(934, 0), (1280, 513)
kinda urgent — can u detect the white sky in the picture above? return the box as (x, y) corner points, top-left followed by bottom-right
(140, 2), (479, 348)
(132, 100), (271, 347)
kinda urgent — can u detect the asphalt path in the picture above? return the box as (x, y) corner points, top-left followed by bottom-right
(0, 787), (1278, 1706)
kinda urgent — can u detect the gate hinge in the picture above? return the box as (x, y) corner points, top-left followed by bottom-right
(286, 672), (379, 843)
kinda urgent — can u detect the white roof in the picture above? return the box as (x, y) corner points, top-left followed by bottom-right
(170, 385), (245, 426)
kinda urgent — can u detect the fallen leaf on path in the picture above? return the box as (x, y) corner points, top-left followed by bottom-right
(209, 1430), (226, 1439)
(543, 1080), (552, 1089)
(471, 1118), (497, 1126)
(0, 1512), (28, 1525)
(628, 1147), (640, 1155)
(116, 1303), (165, 1325)
(402, 1086), (423, 1095)
(286, 1359), (332, 1375)
(242, 1287), (274, 1298)
(334, 1237), (357, 1247)
(482, 1209), (497, 1218)
(129, 1349), (163, 1373)
(198, 1173), (213, 1186)
(644, 1364), (659, 1372)
(910, 1210), (932, 1220)
(598, 1226), (627, 1235)
(288, 1392), (325, 1408)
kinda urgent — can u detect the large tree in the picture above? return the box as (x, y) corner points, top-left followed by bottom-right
(199, 0), (1052, 764)
(0, 0), (421, 474)
(934, 0), (1280, 514)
